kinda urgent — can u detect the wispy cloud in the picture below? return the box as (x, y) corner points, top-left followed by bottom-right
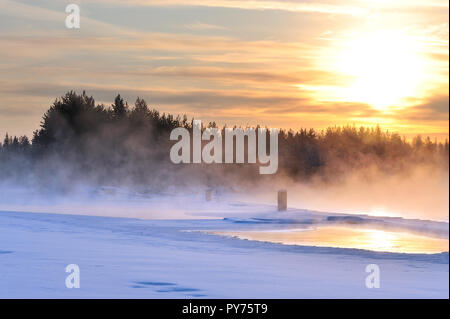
(92, 0), (449, 15)
(184, 22), (228, 31)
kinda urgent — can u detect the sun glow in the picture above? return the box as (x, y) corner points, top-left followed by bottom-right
(215, 226), (449, 254)
(334, 30), (428, 110)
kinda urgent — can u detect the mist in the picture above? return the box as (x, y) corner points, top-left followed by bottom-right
(242, 163), (449, 222)
(0, 91), (448, 223)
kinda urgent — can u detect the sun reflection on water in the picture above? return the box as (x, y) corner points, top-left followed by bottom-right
(214, 226), (449, 254)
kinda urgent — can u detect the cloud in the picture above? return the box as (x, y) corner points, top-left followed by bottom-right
(91, 0), (449, 16)
(0, 80), (378, 119)
(92, 0), (369, 16)
(398, 95), (449, 122)
(0, 0), (126, 35)
(184, 22), (228, 31)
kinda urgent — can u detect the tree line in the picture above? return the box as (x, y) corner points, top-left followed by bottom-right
(1, 91), (448, 191)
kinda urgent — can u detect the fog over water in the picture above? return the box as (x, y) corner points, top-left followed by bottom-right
(0, 92), (448, 223)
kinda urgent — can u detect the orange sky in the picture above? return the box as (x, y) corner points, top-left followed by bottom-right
(0, 0), (448, 140)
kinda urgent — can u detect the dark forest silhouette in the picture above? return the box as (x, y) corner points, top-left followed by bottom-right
(1, 91), (448, 192)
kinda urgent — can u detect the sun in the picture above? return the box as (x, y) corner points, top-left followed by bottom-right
(335, 30), (427, 110)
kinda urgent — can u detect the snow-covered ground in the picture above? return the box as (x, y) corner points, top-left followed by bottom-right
(0, 196), (448, 298)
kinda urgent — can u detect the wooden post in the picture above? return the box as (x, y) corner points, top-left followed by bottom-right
(278, 190), (287, 211)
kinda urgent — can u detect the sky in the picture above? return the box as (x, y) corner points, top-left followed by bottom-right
(0, 0), (448, 140)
